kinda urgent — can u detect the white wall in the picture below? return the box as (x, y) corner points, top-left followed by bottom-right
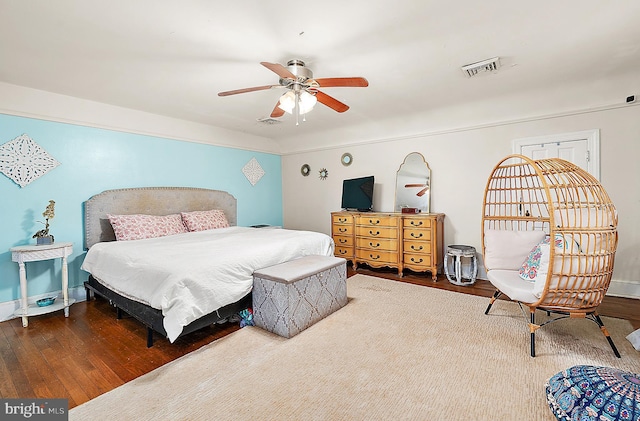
(282, 104), (640, 298)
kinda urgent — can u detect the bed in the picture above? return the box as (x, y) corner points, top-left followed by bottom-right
(81, 187), (334, 346)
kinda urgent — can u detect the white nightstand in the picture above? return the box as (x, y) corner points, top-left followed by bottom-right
(10, 242), (75, 327)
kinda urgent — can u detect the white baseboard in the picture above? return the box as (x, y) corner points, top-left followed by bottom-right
(607, 279), (640, 300)
(0, 286), (87, 323)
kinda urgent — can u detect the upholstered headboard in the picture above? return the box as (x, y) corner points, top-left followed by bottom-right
(84, 187), (237, 249)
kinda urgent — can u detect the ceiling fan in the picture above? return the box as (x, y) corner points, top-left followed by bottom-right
(218, 60), (368, 124)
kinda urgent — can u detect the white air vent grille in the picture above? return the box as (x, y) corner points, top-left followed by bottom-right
(461, 57), (501, 77)
(257, 117), (282, 125)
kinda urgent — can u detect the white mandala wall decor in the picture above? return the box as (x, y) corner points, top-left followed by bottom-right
(0, 134), (60, 188)
(242, 157), (265, 186)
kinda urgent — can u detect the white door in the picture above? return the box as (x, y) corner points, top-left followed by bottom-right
(513, 129), (600, 180)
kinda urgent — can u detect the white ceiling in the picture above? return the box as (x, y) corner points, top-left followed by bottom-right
(1, 1), (639, 144)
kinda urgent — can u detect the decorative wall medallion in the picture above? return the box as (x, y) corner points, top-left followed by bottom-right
(341, 153), (353, 166)
(242, 157), (265, 186)
(0, 134), (60, 188)
(301, 164), (310, 176)
(319, 168), (328, 180)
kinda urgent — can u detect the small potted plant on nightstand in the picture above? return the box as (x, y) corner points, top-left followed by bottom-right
(33, 200), (56, 245)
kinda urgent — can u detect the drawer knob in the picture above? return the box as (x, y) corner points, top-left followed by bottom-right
(411, 257), (424, 263)
(369, 242), (380, 248)
(339, 239), (348, 244)
(411, 245), (423, 251)
(411, 221), (423, 226)
(369, 230), (380, 236)
(369, 219), (380, 225)
(369, 254), (381, 260)
(339, 228), (347, 233)
(339, 218), (347, 223)
(411, 233), (423, 238)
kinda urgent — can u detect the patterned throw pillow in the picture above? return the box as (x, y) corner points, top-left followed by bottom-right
(180, 209), (229, 232)
(518, 234), (582, 282)
(518, 236), (552, 282)
(108, 213), (187, 241)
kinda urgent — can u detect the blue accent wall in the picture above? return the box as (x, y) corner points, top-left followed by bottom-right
(0, 114), (282, 303)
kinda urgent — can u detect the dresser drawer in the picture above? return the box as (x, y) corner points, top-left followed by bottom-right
(403, 228), (431, 241)
(332, 214), (354, 225)
(403, 253), (433, 270)
(333, 235), (353, 247)
(404, 240), (432, 254)
(356, 226), (397, 238)
(403, 217), (432, 229)
(356, 249), (398, 265)
(356, 237), (398, 251)
(333, 224), (353, 236)
(355, 215), (396, 227)
(334, 246), (353, 258)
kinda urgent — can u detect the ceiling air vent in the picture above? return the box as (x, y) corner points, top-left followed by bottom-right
(257, 117), (282, 125)
(461, 57), (501, 77)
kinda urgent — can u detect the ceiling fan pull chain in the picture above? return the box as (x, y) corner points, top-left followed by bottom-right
(295, 91), (300, 126)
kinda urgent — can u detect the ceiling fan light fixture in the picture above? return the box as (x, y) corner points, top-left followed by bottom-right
(277, 90), (317, 115)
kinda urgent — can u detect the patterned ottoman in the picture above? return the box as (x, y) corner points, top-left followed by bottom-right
(252, 255), (347, 338)
(545, 365), (640, 421)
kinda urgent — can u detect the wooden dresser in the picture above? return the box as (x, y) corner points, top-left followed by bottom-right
(331, 211), (445, 280)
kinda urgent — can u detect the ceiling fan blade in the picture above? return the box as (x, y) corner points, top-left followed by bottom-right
(315, 90), (349, 113)
(270, 102), (285, 118)
(260, 62), (296, 79)
(218, 85), (277, 97)
(416, 187), (429, 197)
(314, 77), (369, 88)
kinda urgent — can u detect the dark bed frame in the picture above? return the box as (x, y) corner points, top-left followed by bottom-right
(83, 187), (251, 347)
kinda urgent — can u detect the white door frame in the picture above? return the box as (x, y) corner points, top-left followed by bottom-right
(512, 129), (600, 180)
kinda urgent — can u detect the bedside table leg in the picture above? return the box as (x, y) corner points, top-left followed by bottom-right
(62, 255), (69, 317)
(18, 261), (29, 327)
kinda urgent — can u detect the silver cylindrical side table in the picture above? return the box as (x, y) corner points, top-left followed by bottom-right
(444, 245), (478, 286)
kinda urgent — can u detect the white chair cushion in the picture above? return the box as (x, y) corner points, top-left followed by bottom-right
(487, 270), (538, 304)
(484, 230), (546, 271)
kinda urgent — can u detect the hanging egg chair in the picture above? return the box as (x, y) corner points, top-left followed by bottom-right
(481, 154), (619, 357)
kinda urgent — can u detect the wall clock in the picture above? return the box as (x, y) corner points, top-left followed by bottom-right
(301, 164), (310, 176)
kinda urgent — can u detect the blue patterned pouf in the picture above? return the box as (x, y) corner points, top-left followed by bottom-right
(545, 365), (640, 421)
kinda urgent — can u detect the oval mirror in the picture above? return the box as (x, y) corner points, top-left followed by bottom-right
(394, 152), (431, 213)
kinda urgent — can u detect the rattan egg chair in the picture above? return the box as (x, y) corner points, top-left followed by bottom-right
(481, 154), (619, 357)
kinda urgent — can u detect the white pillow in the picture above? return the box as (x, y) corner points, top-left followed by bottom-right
(553, 207), (615, 229)
(483, 230), (546, 271)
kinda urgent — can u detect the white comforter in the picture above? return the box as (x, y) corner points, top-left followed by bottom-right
(81, 227), (334, 342)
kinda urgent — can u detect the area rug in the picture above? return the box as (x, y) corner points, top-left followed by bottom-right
(70, 275), (640, 420)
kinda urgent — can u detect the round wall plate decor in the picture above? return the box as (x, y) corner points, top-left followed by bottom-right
(301, 164), (310, 176)
(341, 153), (353, 166)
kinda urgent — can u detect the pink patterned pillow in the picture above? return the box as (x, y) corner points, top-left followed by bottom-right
(107, 213), (187, 241)
(180, 210), (230, 232)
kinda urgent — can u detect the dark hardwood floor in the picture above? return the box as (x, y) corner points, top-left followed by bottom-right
(1, 267), (638, 409)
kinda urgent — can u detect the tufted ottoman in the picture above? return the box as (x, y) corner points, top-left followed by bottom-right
(545, 365), (640, 421)
(252, 255), (347, 338)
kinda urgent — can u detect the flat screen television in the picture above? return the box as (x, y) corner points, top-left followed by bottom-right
(341, 176), (374, 211)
